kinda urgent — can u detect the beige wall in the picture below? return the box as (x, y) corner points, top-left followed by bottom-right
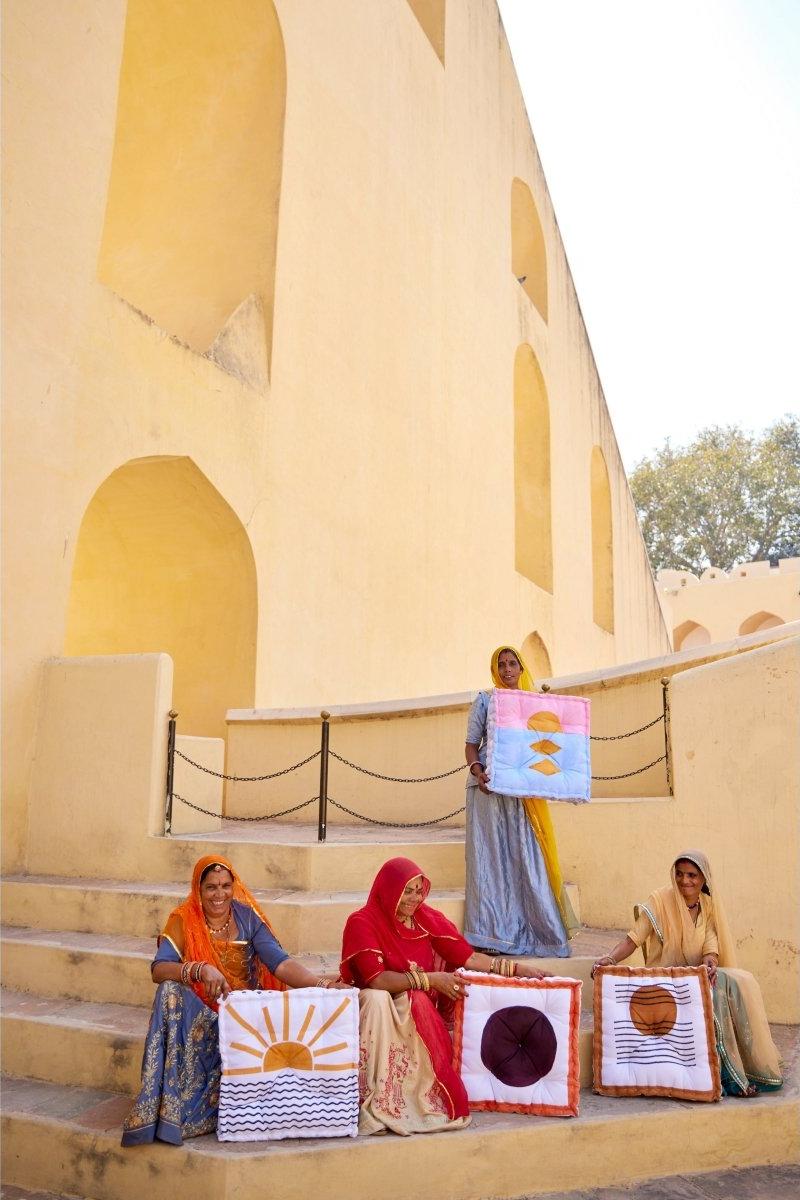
(26, 655), (173, 876)
(659, 560), (800, 649)
(2, 1), (669, 869)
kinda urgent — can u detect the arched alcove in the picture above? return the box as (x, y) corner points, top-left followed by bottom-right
(521, 632), (552, 682)
(673, 621), (711, 651)
(514, 345), (553, 591)
(590, 446), (614, 632)
(98, 0), (286, 363)
(65, 457), (257, 736)
(405, 0), (446, 63)
(511, 178), (548, 322)
(739, 611), (784, 636)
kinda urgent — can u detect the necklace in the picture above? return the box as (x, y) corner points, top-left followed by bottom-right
(205, 911), (233, 938)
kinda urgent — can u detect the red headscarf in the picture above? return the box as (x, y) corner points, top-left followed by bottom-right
(340, 857), (471, 1120)
(164, 854), (286, 1010)
(341, 857), (471, 981)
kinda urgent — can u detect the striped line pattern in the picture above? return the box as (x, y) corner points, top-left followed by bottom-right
(218, 1072), (359, 1141)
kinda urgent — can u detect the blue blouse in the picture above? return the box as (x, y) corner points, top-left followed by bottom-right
(153, 898), (289, 982)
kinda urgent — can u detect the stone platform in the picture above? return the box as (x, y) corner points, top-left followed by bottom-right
(2, 821), (798, 1199)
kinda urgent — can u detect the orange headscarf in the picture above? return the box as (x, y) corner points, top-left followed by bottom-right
(164, 854), (286, 1008)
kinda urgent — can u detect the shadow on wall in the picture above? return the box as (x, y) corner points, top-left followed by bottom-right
(514, 344), (553, 592)
(521, 630), (552, 681)
(64, 456), (257, 737)
(673, 620), (711, 652)
(739, 611), (784, 636)
(97, 0), (285, 369)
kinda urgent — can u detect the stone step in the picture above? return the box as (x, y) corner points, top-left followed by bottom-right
(2, 1041), (798, 1200)
(0, 875), (580, 952)
(25, 821), (470, 891)
(0, 926), (612, 1011)
(0, 989), (595, 1095)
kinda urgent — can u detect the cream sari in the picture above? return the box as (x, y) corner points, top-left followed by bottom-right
(629, 850), (782, 1095)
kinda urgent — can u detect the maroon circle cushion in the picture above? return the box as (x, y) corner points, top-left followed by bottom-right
(480, 1005), (557, 1087)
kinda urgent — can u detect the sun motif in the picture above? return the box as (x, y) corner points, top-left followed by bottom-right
(223, 992), (356, 1076)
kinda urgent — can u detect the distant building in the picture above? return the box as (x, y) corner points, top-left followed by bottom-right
(657, 560), (800, 650)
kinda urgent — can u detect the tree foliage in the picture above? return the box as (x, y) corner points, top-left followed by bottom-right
(629, 416), (800, 575)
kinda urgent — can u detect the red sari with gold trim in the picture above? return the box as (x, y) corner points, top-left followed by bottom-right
(340, 857), (472, 1120)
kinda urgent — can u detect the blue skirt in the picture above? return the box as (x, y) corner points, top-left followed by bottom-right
(122, 981), (220, 1146)
(463, 787), (570, 957)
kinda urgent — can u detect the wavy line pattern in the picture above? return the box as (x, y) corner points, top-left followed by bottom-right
(218, 1071), (359, 1141)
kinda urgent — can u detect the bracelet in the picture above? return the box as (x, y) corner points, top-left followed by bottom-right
(180, 960), (192, 986)
(469, 762), (483, 775)
(316, 977), (331, 989)
(192, 961), (206, 983)
(404, 967), (430, 992)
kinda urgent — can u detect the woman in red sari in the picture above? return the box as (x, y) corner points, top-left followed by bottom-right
(341, 856), (546, 1135)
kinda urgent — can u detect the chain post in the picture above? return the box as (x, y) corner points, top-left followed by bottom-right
(318, 711), (330, 842)
(660, 677), (673, 795)
(165, 710), (178, 835)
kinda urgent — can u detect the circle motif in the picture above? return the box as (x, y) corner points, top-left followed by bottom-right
(628, 984), (678, 1037)
(479, 1005), (557, 1087)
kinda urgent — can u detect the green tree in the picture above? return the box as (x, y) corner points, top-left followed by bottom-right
(629, 416), (800, 575)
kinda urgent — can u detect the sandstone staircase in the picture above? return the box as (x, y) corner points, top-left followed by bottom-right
(2, 822), (798, 1200)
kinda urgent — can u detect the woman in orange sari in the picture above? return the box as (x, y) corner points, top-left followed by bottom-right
(341, 857), (547, 1135)
(122, 855), (340, 1146)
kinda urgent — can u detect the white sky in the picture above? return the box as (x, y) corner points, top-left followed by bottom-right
(496, 0), (800, 470)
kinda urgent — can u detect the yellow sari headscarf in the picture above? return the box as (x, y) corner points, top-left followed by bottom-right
(490, 646), (578, 939)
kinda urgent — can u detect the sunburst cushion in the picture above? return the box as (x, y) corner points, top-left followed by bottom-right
(217, 987), (360, 1140)
(453, 971), (581, 1116)
(593, 966), (721, 1101)
(486, 689), (591, 801)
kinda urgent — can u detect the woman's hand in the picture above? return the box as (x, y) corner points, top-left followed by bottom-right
(200, 962), (231, 1002)
(429, 972), (468, 1001)
(591, 955), (616, 978)
(513, 964), (550, 980)
(474, 767), (491, 795)
(324, 975), (351, 991)
(703, 955), (718, 987)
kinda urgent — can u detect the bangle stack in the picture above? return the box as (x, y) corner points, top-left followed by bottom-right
(488, 957), (516, 978)
(180, 960), (207, 985)
(316, 977), (332, 989)
(404, 967), (430, 991)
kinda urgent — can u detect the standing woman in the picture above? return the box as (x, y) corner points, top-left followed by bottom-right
(464, 645), (578, 957)
(122, 855), (342, 1146)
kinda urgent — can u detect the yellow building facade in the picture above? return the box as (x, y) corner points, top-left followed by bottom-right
(2, 0), (669, 873)
(658, 561), (800, 651)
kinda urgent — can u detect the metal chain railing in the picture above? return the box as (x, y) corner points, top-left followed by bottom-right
(589, 713), (664, 741)
(172, 791), (465, 829)
(328, 795), (466, 828)
(174, 747), (320, 782)
(164, 680), (673, 840)
(328, 750), (465, 783)
(591, 754), (667, 780)
(172, 792), (317, 821)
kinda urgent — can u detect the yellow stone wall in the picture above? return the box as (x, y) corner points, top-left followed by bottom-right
(2, 0), (669, 871)
(658, 561), (800, 650)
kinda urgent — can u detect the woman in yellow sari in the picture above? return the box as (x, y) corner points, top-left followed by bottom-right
(592, 850), (783, 1096)
(464, 645), (578, 957)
